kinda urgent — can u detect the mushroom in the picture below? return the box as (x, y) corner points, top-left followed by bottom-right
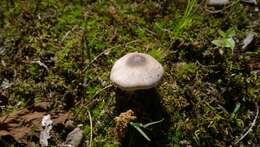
(110, 52), (164, 91)
(111, 52), (167, 125)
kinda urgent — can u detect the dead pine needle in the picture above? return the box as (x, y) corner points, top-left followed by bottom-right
(234, 102), (259, 144)
(31, 60), (49, 71)
(61, 25), (78, 42)
(87, 110), (93, 147)
(73, 84), (113, 121)
(83, 39), (140, 72)
(91, 84), (113, 99)
(204, 0), (240, 14)
(83, 47), (115, 72)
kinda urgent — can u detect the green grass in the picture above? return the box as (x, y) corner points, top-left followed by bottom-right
(173, 0), (198, 37)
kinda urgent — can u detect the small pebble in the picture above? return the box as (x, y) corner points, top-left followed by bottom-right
(242, 32), (256, 49)
(241, 0), (257, 5)
(207, 0), (229, 6)
(62, 127), (84, 147)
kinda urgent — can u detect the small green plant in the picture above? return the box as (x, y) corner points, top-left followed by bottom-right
(211, 29), (236, 50)
(129, 119), (164, 142)
(230, 102), (241, 120)
(173, 0), (197, 37)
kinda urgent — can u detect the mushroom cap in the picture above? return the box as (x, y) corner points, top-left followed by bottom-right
(110, 52), (164, 91)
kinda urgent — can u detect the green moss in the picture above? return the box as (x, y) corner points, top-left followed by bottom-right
(0, 0), (259, 146)
(148, 48), (164, 63)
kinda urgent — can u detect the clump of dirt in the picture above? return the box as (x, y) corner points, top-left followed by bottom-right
(111, 109), (136, 141)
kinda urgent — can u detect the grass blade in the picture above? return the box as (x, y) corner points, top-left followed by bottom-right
(130, 122), (151, 142)
(143, 119), (164, 128)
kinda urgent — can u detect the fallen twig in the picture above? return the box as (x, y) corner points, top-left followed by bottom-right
(83, 47), (115, 72)
(91, 84), (113, 99)
(31, 60), (49, 71)
(204, 0), (240, 14)
(61, 25), (78, 42)
(74, 84), (113, 119)
(234, 102), (259, 144)
(83, 40), (140, 72)
(87, 110), (93, 147)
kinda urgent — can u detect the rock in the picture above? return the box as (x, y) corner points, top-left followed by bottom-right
(207, 0), (229, 6)
(242, 32), (256, 49)
(62, 127), (84, 147)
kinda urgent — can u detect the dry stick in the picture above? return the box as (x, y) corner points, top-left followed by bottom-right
(73, 84), (113, 119)
(87, 110), (93, 147)
(73, 85), (112, 145)
(204, 0), (240, 14)
(91, 84), (113, 99)
(83, 39), (140, 72)
(61, 25), (78, 42)
(235, 102), (259, 144)
(31, 60), (49, 71)
(83, 47), (116, 72)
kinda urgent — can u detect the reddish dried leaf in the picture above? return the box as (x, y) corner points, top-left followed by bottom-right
(0, 103), (71, 145)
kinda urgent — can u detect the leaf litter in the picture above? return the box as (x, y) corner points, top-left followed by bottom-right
(0, 102), (72, 146)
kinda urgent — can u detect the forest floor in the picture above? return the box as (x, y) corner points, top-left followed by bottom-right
(0, 0), (259, 146)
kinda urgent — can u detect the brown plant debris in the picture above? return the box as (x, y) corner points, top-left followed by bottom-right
(113, 109), (137, 141)
(0, 102), (72, 145)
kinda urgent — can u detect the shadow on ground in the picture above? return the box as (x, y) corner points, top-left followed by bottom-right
(115, 88), (171, 147)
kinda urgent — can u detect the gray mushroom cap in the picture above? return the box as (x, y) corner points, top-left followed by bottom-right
(110, 52), (164, 91)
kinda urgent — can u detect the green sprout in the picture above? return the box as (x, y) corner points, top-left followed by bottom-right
(129, 119), (164, 142)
